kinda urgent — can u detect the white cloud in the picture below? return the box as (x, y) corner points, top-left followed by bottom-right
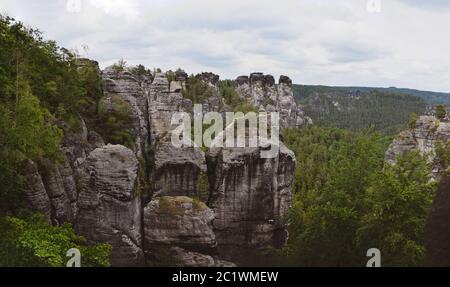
(88, 0), (139, 19)
(1, 0), (450, 92)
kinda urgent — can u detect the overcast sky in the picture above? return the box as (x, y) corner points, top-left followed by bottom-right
(2, 0), (450, 92)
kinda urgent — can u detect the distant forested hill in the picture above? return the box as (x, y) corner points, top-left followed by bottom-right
(294, 85), (450, 105)
(293, 85), (428, 135)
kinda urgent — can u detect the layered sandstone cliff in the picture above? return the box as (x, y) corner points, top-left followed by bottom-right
(385, 115), (450, 178)
(23, 62), (301, 266)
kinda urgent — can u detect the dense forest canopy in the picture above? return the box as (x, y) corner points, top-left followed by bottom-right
(295, 86), (428, 135)
(273, 127), (436, 266)
(294, 84), (450, 106)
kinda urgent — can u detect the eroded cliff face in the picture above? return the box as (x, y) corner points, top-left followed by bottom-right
(235, 73), (312, 128)
(206, 143), (295, 264)
(76, 145), (144, 266)
(385, 115), (450, 178)
(22, 63), (299, 266)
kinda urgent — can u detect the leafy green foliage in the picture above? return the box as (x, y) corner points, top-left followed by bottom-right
(0, 212), (111, 267)
(0, 16), (113, 266)
(0, 15), (86, 116)
(182, 75), (214, 103)
(435, 104), (447, 120)
(218, 80), (240, 107)
(408, 113), (418, 129)
(0, 89), (62, 213)
(276, 127), (436, 267)
(358, 151), (435, 266)
(96, 95), (134, 149)
(12, 89), (62, 160)
(282, 127), (352, 196)
(129, 64), (151, 79)
(77, 59), (103, 127)
(112, 58), (127, 74)
(435, 140), (450, 173)
(218, 80), (258, 113)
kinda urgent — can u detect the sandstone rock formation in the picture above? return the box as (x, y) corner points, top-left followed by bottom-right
(102, 66), (149, 158)
(169, 247), (236, 267)
(153, 141), (207, 198)
(385, 115), (450, 178)
(143, 196), (217, 265)
(76, 144), (144, 266)
(235, 73), (312, 128)
(206, 142), (295, 264)
(22, 63), (298, 267)
(23, 159), (52, 221)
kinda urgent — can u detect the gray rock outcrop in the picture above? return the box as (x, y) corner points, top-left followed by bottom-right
(23, 159), (52, 221)
(22, 63), (298, 267)
(75, 144), (144, 266)
(206, 142), (295, 264)
(235, 73), (312, 128)
(169, 247), (236, 267)
(385, 115), (450, 178)
(143, 196), (216, 252)
(153, 141), (207, 198)
(102, 66), (149, 158)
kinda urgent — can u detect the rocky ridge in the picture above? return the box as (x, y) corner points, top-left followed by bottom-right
(23, 61), (301, 266)
(235, 72), (312, 128)
(385, 115), (450, 178)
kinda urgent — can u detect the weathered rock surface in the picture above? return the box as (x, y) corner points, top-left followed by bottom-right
(146, 72), (208, 200)
(143, 196), (223, 267)
(38, 158), (76, 224)
(385, 115), (450, 178)
(23, 159), (52, 221)
(169, 247), (236, 267)
(152, 141), (206, 198)
(75, 144), (144, 266)
(144, 196), (216, 249)
(235, 73), (312, 128)
(148, 72), (192, 145)
(206, 142), (295, 264)
(102, 66), (149, 158)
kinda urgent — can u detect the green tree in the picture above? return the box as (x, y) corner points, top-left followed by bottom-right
(0, 88), (62, 213)
(129, 64), (151, 78)
(436, 104), (447, 120)
(435, 140), (450, 173)
(408, 112), (418, 129)
(277, 127), (436, 267)
(357, 151), (435, 266)
(12, 88), (62, 161)
(96, 95), (134, 149)
(0, 212), (110, 267)
(182, 75), (214, 104)
(112, 58), (127, 74)
(78, 59), (103, 125)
